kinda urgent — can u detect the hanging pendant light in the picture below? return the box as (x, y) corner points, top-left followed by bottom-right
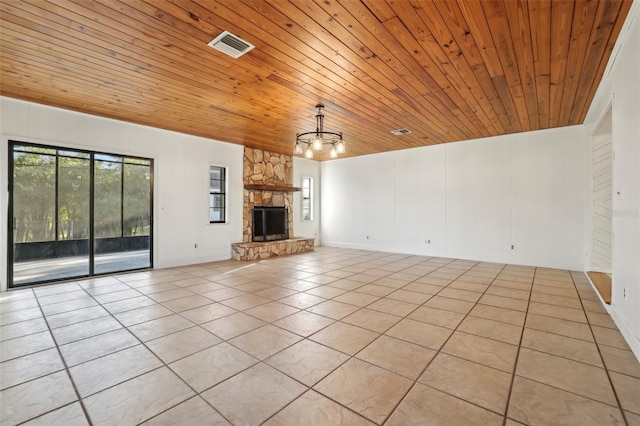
(312, 134), (323, 151)
(330, 145), (338, 158)
(304, 146), (314, 159)
(294, 104), (344, 158)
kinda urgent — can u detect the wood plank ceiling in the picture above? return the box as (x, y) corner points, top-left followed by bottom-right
(0, 0), (633, 160)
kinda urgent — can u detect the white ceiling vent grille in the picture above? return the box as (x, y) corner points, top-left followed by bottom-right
(207, 31), (254, 58)
(390, 128), (411, 135)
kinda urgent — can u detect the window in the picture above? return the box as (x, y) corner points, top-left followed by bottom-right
(301, 177), (312, 221)
(209, 166), (226, 223)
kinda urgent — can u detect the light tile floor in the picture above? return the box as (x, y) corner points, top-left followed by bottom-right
(1, 247), (639, 425)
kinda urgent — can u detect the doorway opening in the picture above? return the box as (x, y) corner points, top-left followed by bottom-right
(589, 108), (613, 303)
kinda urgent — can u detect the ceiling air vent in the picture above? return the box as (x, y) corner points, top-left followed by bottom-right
(390, 128), (411, 136)
(207, 31), (254, 58)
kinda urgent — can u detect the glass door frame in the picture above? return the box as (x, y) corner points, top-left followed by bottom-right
(7, 140), (154, 288)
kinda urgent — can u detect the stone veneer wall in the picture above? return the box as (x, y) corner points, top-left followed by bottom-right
(243, 147), (294, 243)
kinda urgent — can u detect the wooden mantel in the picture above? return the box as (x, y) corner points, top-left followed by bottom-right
(244, 184), (301, 192)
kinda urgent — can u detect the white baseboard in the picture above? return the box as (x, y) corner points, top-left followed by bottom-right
(609, 306), (640, 362)
(583, 272), (640, 363)
(155, 252), (232, 270)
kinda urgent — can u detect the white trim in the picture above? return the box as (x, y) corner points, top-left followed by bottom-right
(611, 303), (640, 361)
(583, 272), (640, 362)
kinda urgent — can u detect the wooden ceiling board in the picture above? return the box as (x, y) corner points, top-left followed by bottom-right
(262, 0), (470, 144)
(454, 0), (523, 132)
(384, 1), (493, 138)
(0, 0), (632, 160)
(432, 0), (514, 134)
(559, 0), (599, 126)
(280, 0), (461, 139)
(527, 0), (551, 129)
(579, 0), (632, 122)
(548, 0), (573, 128)
(504, 0), (540, 130)
(571, 0), (625, 123)
(197, 0), (448, 146)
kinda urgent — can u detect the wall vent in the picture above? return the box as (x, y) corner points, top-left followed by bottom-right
(390, 128), (411, 135)
(207, 31), (254, 58)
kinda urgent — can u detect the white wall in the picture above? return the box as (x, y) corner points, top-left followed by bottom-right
(583, 1), (640, 358)
(0, 97), (244, 291)
(321, 125), (586, 271)
(292, 157), (321, 243)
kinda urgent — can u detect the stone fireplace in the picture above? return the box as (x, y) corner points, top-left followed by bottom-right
(241, 148), (294, 243)
(231, 147), (314, 260)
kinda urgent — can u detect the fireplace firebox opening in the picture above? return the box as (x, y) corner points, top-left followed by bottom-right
(252, 206), (288, 242)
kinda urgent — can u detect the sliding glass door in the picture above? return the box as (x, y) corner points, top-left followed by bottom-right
(94, 155), (152, 274)
(11, 146), (91, 284)
(8, 142), (152, 287)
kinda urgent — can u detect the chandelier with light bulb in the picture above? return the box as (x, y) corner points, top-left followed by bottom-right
(294, 104), (345, 159)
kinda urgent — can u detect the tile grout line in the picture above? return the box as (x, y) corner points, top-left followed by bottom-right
(5, 249), (636, 425)
(307, 257), (517, 423)
(500, 271), (633, 422)
(96, 278), (250, 424)
(121, 253), (398, 424)
(375, 259), (513, 425)
(30, 286), (94, 426)
(570, 272), (630, 426)
(501, 265), (536, 426)
(405, 262), (556, 423)
(17, 270), (237, 425)
(178, 256), (628, 422)
(258, 254), (451, 426)
(82, 278), (239, 426)
(254, 255), (449, 425)
(378, 270), (475, 424)
(222, 252), (424, 424)
(404, 261), (523, 422)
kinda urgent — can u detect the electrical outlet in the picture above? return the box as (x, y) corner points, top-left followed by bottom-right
(194, 243), (198, 249)
(511, 244), (515, 250)
(425, 239), (431, 244)
(366, 236), (369, 240)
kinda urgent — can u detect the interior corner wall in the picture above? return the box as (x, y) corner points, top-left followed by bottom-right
(583, 2), (640, 359)
(0, 97), (244, 292)
(292, 157), (321, 244)
(320, 125), (586, 271)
